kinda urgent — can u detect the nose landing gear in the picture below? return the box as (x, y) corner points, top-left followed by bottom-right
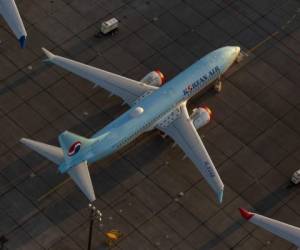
(236, 51), (248, 63)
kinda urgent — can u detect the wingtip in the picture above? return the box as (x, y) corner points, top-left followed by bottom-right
(41, 47), (55, 61)
(20, 137), (28, 144)
(89, 193), (96, 202)
(20, 138), (37, 148)
(217, 189), (224, 204)
(239, 208), (254, 220)
(19, 36), (26, 48)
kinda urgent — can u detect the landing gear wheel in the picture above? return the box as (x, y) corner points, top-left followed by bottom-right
(236, 51), (247, 63)
(214, 81), (222, 93)
(159, 131), (167, 139)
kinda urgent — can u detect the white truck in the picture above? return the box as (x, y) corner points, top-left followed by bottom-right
(101, 18), (119, 35)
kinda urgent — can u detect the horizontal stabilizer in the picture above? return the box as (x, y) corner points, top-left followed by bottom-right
(20, 138), (64, 165)
(20, 138), (96, 202)
(67, 161), (95, 202)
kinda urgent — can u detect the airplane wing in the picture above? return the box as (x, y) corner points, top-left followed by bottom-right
(157, 103), (224, 203)
(42, 48), (157, 106)
(240, 208), (300, 248)
(0, 0), (27, 48)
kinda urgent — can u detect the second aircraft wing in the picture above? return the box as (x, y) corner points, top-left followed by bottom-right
(42, 48), (157, 106)
(0, 0), (27, 48)
(240, 208), (300, 248)
(157, 103), (224, 204)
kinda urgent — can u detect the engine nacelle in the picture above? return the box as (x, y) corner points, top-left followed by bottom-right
(140, 70), (165, 87)
(190, 106), (212, 130)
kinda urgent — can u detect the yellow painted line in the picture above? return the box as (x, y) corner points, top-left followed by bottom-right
(248, 31), (280, 53)
(38, 177), (71, 202)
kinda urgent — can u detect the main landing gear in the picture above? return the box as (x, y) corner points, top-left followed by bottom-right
(214, 78), (222, 93)
(159, 131), (167, 139)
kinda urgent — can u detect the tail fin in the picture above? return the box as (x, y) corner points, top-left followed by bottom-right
(20, 137), (96, 202)
(58, 131), (92, 160)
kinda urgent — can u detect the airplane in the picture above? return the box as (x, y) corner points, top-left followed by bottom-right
(240, 208), (300, 249)
(20, 46), (241, 203)
(0, 0), (27, 48)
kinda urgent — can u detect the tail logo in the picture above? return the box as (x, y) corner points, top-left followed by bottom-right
(68, 141), (81, 156)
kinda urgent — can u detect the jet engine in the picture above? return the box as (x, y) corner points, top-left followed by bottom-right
(190, 106), (212, 129)
(140, 70), (165, 87)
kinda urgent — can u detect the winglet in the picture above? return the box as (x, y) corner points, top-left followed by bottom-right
(42, 47), (55, 62)
(19, 36), (26, 48)
(239, 208), (254, 220)
(217, 189), (224, 204)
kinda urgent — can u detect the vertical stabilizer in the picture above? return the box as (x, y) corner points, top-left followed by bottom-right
(58, 131), (92, 159)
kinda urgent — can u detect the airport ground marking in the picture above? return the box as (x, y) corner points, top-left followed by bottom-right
(38, 177), (71, 202)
